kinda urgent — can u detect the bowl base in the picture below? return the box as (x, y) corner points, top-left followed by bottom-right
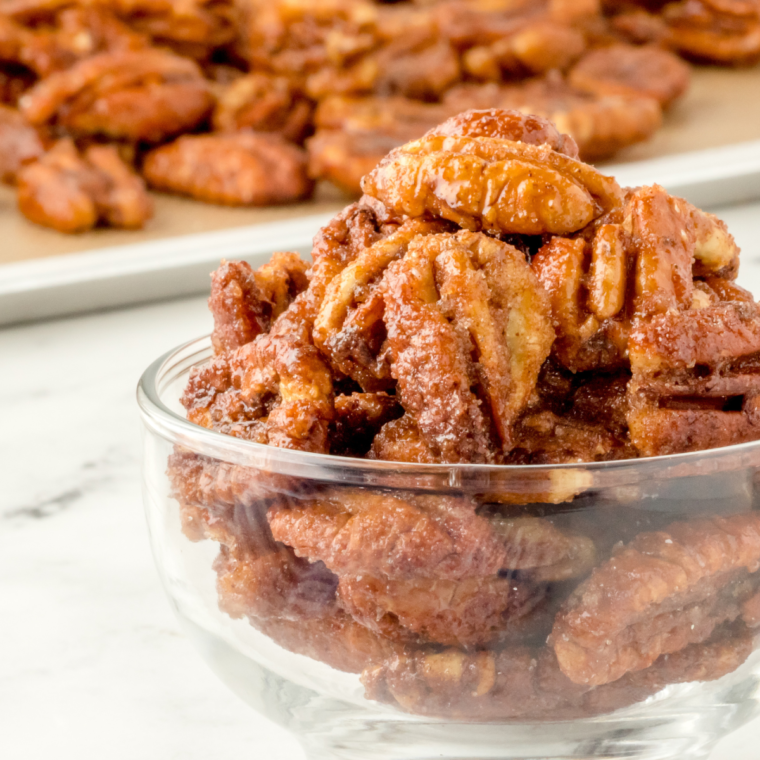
(178, 615), (759, 760)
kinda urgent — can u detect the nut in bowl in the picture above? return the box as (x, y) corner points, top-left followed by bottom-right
(138, 110), (760, 760)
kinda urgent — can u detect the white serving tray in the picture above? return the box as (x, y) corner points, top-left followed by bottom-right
(2, 138), (760, 327)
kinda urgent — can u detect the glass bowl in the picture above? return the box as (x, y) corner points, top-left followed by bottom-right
(138, 335), (760, 760)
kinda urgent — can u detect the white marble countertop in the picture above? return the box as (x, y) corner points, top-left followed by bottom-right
(4, 201), (760, 759)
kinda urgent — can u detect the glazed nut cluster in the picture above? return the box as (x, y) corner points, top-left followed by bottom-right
(168, 109), (760, 720)
(182, 108), (760, 465)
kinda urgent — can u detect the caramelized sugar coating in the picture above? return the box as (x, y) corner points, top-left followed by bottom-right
(209, 253), (309, 354)
(314, 218), (450, 391)
(531, 184), (742, 374)
(268, 489), (594, 583)
(363, 118), (623, 235)
(338, 572), (545, 647)
(364, 622), (754, 719)
(551, 512), (760, 686)
(444, 76), (662, 162)
(368, 414), (440, 463)
(268, 489), (508, 581)
(213, 73), (313, 143)
(569, 44), (691, 107)
(143, 132), (314, 206)
(16, 138), (152, 232)
(19, 48), (213, 142)
(627, 301), (760, 455)
(429, 107), (580, 158)
(181, 302), (334, 450)
(0, 103), (43, 182)
(182, 202), (387, 450)
(381, 231), (554, 460)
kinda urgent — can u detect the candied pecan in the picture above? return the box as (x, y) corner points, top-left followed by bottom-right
(17, 6), (150, 76)
(663, 0), (760, 65)
(551, 512), (760, 686)
(608, 8), (672, 45)
(112, 0), (238, 60)
(444, 76), (662, 161)
(532, 232), (631, 372)
(0, 103), (43, 182)
(16, 138), (152, 232)
(627, 184), (740, 315)
(207, 505), (404, 673)
(269, 489), (594, 582)
(213, 73), (313, 143)
(532, 185), (741, 375)
(618, 186), (759, 456)
(208, 253), (309, 354)
(338, 573), (545, 647)
(268, 489), (507, 580)
(626, 305), (760, 456)
(142, 132), (314, 206)
(428, 107), (580, 158)
(569, 44), (690, 107)
(214, 538), (339, 623)
(460, 19), (587, 80)
(363, 621), (754, 719)
(307, 95), (455, 194)
(183, 203), (387, 449)
(19, 48), (214, 142)
(435, 0), (597, 77)
(381, 230), (554, 460)
(363, 113), (623, 235)
(238, 0), (381, 81)
(314, 217), (450, 390)
(307, 128), (402, 196)
(182, 300), (333, 450)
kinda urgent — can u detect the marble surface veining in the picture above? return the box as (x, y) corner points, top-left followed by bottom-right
(4, 200), (760, 759)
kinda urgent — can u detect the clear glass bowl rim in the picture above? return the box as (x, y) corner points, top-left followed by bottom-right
(136, 335), (760, 492)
